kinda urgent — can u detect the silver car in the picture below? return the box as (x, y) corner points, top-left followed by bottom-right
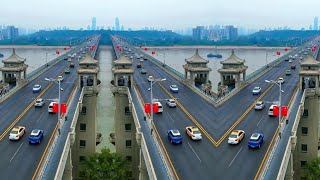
(254, 101), (265, 110)
(166, 99), (176, 108)
(35, 98), (45, 107)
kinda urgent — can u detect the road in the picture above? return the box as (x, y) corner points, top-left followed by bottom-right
(0, 37), (99, 180)
(113, 36), (317, 179)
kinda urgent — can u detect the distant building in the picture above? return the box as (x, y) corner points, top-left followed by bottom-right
(92, 17), (96, 30)
(314, 17), (318, 30)
(115, 17), (120, 31)
(309, 25), (313, 30)
(192, 26), (205, 40)
(121, 25), (124, 31)
(224, 25), (238, 40)
(7, 26), (19, 40)
(87, 25), (91, 30)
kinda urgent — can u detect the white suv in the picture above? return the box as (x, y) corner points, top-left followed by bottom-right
(147, 76), (154, 82)
(166, 99), (176, 108)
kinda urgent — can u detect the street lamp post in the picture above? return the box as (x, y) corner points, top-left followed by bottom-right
(148, 77), (166, 134)
(45, 77), (63, 134)
(265, 79), (284, 138)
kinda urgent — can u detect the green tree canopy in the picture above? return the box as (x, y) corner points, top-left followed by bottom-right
(80, 148), (130, 180)
(304, 157), (320, 180)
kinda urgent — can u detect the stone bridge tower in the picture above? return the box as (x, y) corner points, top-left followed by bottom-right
(111, 55), (139, 179)
(72, 52), (100, 179)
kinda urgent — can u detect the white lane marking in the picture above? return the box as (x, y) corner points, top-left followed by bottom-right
(10, 142), (24, 163)
(257, 115), (264, 126)
(228, 145), (243, 167)
(187, 142), (201, 163)
(167, 112), (174, 123)
(35, 112), (45, 125)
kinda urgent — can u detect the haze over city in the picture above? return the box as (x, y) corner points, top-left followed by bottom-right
(1, 0), (319, 30)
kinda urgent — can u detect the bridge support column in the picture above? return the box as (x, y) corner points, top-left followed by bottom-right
(139, 148), (148, 180)
(284, 152), (294, 180)
(62, 149), (73, 180)
(299, 76), (303, 90)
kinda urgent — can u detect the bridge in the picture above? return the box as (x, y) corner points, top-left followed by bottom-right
(0, 32), (318, 180)
(110, 35), (320, 180)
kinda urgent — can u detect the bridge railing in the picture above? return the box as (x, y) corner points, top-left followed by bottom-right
(275, 89), (307, 179)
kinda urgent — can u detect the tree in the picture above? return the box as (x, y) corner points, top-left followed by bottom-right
(304, 157), (320, 180)
(80, 148), (130, 180)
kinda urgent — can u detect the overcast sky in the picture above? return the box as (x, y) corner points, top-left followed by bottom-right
(1, 0), (319, 30)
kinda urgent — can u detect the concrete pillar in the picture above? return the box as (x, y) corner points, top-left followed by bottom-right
(93, 75), (97, 87)
(190, 73), (194, 84)
(243, 72), (246, 82)
(316, 76), (319, 89)
(185, 70), (188, 79)
(115, 75), (118, 86)
(220, 75), (224, 86)
(139, 148), (148, 180)
(62, 149), (73, 180)
(284, 152), (294, 180)
(299, 76), (303, 90)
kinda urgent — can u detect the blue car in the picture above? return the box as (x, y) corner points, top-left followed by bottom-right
(32, 84), (42, 93)
(252, 87), (261, 95)
(248, 133), (264, 148)
(169, 85), (179, 93)
(167, 129), (182, 144)
(29, 129), (44, 144)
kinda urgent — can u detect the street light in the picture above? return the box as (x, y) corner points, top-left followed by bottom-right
(45, 77), (63, 134)
(265, 79), (284, 138)
(148, 77), (166, 134)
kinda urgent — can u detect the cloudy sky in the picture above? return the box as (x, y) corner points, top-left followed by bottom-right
(1, 0), (319, 30)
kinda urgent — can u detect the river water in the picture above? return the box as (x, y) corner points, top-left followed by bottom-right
(0, 46), (290, 152)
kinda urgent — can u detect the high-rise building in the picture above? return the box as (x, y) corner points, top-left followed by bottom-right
(92, 17), (96, 30)
(225, 25), (238, 40)
(314, 17), (318, 30)
(7, 26), (19, 39)
(192, 26), (205, 40)
(115, 17), (120, 31)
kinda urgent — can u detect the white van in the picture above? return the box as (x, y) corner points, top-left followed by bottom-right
(268, 104), (277, 116)
(48, 102), (57, 113)
(154, 102), (163, 113)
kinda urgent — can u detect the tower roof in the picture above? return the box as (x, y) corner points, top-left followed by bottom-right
(2, 49), (26, 64)
(221, 50), (245, 65)
(79, 52), (98, 65)
(114, 54), (132, 65)
(185, 49), (208, 64)
(301, 55), (320, 66)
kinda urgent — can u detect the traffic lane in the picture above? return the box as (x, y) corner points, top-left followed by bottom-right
(0, 110), (57, 179)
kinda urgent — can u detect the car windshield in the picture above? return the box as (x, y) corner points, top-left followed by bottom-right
(34, 85), (40, 88)
(30, 134), (39, 137)
(36, 100), (42, 103)
(172, 134), (181, 138)
(256, 102), (262, 106)
(171, 85), (177, 88)
(193, 130), (201, 134)
(254, 87), (260, 90)
(250, 138), (260, 142)
(11, 130), (18, 134)
(170, 100), (175, 103)
(229, 134), (237, 138)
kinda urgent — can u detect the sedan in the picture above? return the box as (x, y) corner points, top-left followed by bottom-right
(291, 65), (296, 69)
(65, 68), (71, 74)
(140, 68), (147, 74)
(252, 87), (261, 95)
(228, 130), (245, 144)
(254, 101), (265, 110)
(248, 133), (264, 149)
(286, 70), (291, 75)
(167, 129), (182, 144)
(170, 85), (179, 93)
(33, 84), (42, 93)
(29, 129), (44, 144)
(278, 77), (285, 84)
(186, 126), (202, 140)
(35, 98), (45, 107)
(9, 126), (26, 140)
(166, 99), (176, 108)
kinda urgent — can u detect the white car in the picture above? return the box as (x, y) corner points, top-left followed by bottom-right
(32, 84), (42, 93)
(289, 59), (293, 63)
(186, 126), (202, 140)
(58, 75), (64, 82)
(166, 99), (176, 108)
(254, 101), (265, 110)
(278, 77), (285, 84)
(252, 87), (261, 95)
(35, 98), (45, 107)
(228, 130), (245, 144)
(169, 85), (179, 93)
(147, 76), (154, 82)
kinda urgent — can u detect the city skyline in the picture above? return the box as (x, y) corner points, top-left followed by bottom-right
(1, 0), (320, 30)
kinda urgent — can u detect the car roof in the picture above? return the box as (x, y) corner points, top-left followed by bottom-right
(31, 130), (41, 136)
(250, 133), (262, 140)
(187, 126), (199, 131)
(256, 101), (263, 104)
(170, 130), (181, 136)
(36, 98), (43, 101)
(254, 87), (260, 88)
(13, 126), (24, 130)
(231, 130), (243, 135)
